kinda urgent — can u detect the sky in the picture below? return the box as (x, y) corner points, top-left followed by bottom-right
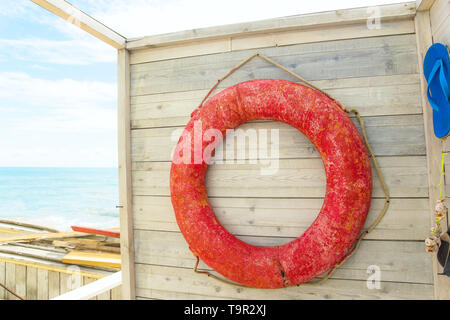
(0, 0), (409, 167)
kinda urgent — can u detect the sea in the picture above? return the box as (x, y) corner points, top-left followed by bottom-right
(0, 167), (119, 231)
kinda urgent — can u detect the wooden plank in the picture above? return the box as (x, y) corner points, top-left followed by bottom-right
(0, 262), (5, 300)
(0, 244), (65, 263)
(415, 9), (450, 300)
(62, 250), (121, 269)
(48, 271), (60, 299)
(131, 33), (417, 73)
(130, 38), (231, 65)
(0, 219), (59, 233)
(130, 75), (422, 129)
(126, 2), (416, 50)
(0, 231), (88, 244)
(135, 264), (434, 300)
(134, 230), (433, 284)
(230, 19), (414, 52)
(0, 255), (110, 280)
(5, 263), (15, 300)
(129, 19), (414, 65)
(118, 48), (136, 300)
(60, 273), (71, 295)
(131, 115), (426, 162)
(133, 197), (429, 241)
(71, 226), (120, 238)
(136, 288), (231, 300)
(0, 228), (21, 234)
(30, 0), (126, 49)
(26, 267), (38, 300)
(15, 264), (26, 299)
(37, 269), (49, 300)
(132, 156), (429, 198)
(130, 35), (419, 96)
(111, 285), (122, 300)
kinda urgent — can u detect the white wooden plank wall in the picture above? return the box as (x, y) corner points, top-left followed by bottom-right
(128, 13), (434, 299)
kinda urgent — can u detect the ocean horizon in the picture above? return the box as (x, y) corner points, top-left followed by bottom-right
(0, 167), (119, 231)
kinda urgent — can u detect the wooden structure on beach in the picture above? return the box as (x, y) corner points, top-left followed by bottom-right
(30, 0), (450, 299)
(0, 221), (122, 300)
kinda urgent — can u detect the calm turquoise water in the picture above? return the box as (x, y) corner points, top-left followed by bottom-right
(0, 167), (119, 231)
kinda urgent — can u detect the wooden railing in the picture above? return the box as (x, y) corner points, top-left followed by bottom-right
(52, 271), (122, 300)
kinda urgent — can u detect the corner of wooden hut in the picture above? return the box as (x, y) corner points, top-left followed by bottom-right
(30, 0), (450, 300)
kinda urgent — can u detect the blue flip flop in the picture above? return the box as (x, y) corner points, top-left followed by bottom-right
(423, 43), (450, 138)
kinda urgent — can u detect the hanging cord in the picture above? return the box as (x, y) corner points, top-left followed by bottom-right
(0, 281), (25, 300)
(193, 53), (390, 287)
(197, 53), (340, 110)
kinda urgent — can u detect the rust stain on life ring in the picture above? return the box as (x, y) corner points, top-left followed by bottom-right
(170, 79), (372, 288)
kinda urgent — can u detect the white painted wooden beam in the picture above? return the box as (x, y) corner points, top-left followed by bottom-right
(52, 271), (122, 300)
(30, 0), (126, 49)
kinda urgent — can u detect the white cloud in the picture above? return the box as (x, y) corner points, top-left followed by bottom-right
(0, 72), (117, 167)
(0, 37), (115, 65)
(0, 72), (116, 110)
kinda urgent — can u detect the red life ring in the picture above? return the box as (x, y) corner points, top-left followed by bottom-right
(170, 79), (372, 288)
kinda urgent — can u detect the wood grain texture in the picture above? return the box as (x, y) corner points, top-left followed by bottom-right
(132, 156), (428, 198)
(133, 196), (429, 241)
(5, 263), (15, 300)
(48, 271), (60, 299)
(131, 115), (426, 162)
(129, 19), (415, 65)
(26, 267), (38, 300)
(134, 230), (433, 284)
(131, 75), (422, 129)
(37, 269), (49, 300)
(130, 34), (418, 96)
(135, 264), (434, 300)
(118, 48), (136, 300)
(15, 265), (26, 298)
(0, 262), (5, 300)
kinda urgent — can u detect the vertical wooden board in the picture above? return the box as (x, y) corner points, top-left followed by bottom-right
(60, 273), (71, 295)
(111, 285), (122, 300)
(72, 272), (83, 291)
(26, 267), (37, 300)
(5, 263), (15, 300)
(83, 277), (97, 300)
(118, 48), (136, 300)
(48, 271), (60, 299)
(0, 262), (5, 300)
(15, 265), (26, 299)
(37, 269), (49, 300)
(97, 290), (112, 300)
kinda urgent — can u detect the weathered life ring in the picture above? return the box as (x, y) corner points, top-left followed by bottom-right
(170, 79), (372, 288)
